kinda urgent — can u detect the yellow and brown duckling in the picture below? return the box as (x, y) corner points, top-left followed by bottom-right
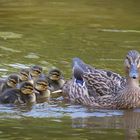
(0, 81), (36, 104)
(0, 74), (20, 94)
(19, 68), (30, 82)
(30, 65), (43, 80)
(47, 68), (65, 92)
(68, 50), (140, 109)
(34, 78), (50, 103)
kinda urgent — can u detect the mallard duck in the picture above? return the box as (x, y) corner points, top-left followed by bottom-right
(0, 81), (36, 104)
(0, 74), (20, 94)
(68, 50), (140, 109)
(34, 78), (50, 103)
(47, 68), (65, 92)
(71, 57), (126, 96)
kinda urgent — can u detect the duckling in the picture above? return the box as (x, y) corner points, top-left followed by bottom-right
(34, 78), (50, 103)
(19, 68), (30, 82)
(0, 81), (36, 104)
(71, 50), (140, 109)
(30, 65), (43, 81)
(0, 74), (20, 94)
(47, 68), (65, 92)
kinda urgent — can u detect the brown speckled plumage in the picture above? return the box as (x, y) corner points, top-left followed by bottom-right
(75, 50), (140, 109)
(73, 57), (126, 96)
(64, 50), (140, 109)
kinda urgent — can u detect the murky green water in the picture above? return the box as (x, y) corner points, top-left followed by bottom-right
(0, 0), (140, 139)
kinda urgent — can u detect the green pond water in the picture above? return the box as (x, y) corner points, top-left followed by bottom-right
(0, 0), (140, 139)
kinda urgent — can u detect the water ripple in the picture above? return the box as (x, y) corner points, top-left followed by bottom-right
(24, 53), (40, 59)
(0, 32), (23, 40)
(8, 63), (29, 69)
(100, 29), (140, 33)
(0, 46), (21, 53)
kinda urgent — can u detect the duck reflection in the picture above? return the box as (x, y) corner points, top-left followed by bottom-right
(71, 110), (140, 140)
(123, 110), (140, 140)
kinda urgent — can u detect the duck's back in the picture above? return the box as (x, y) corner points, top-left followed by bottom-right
(0, 88), (22, 104)
(83, 68), (126, 96)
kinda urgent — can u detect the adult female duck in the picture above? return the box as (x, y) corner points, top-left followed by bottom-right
(69, 50), (140, 109)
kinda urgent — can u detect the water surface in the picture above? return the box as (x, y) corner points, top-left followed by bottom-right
(0, 0), (140, 139)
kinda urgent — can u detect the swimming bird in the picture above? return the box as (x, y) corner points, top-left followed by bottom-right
(34, 78), (50, 103)
(0, 74), (20, 94)
(47, 68), (65, 92)
(29, 65), (44, 83)
(19, 68), (31, 82)
(0, 81), (36, 104)
(73, 50), (140, 109)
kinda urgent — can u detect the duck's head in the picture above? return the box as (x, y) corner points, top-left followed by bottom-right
(34, 78), (49, 92)
(19, 68), (30, 82)
(7, 74), (20, 88)
(20, 81), (34, 95)
(30, 65), (42, 78)
(124, 50), (140, 79)
(48, 68), (62, 81)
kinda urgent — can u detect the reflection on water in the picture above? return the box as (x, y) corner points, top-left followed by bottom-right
(100, 29), (140, 33)
(0, 103), (140, 139)
(0, 0), (140, 139)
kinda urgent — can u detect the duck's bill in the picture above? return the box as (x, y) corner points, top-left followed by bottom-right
(129, 64), (138, 79)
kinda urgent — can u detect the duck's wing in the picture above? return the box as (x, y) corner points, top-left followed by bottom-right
(83, 69), (126, 96)
(62, 78), (89, 103)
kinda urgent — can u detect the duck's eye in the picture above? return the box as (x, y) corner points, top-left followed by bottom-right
(9, 79), (17, 85)
(12, 80), (17, 85)
(7, 79), (17, 87)
(53, 74), (59, 78)
(20, 73), (28, 79)
(37, 82), (48, 87)
(36, 70), (41, 73)
(22, 86), (33, 94)
(52, 72), (60, 76)
(42, 83), (48, 87)
(21, 72), (28, 77)
(32, 70), (41, 75)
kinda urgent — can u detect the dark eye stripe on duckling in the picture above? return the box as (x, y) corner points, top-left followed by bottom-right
(37, 82), (48, 87)
(23, 86), (33, 90)
(8, 79), (17, 84)
(36, 70), (41, 73)
(51, 72), (60, 75)
(53, 74), (60, 77)
(31, 71), (41, 76)
(20, 72), (28, 77)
